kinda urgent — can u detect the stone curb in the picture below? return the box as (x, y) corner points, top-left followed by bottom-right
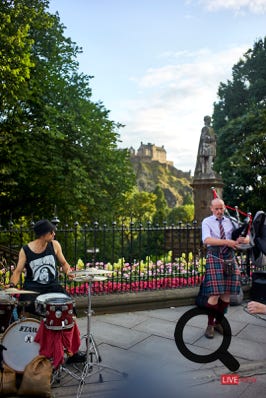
(74, 285), (250, 314)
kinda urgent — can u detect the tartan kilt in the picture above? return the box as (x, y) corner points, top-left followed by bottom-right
(200, 250), (241, 297)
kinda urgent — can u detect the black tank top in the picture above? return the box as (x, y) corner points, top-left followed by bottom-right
(23, 241), (58, 287)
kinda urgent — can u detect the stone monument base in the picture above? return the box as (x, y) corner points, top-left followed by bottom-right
(191, 176), (224, 223)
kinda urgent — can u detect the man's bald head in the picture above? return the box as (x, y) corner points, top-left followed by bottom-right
(210, 198), (225, 219)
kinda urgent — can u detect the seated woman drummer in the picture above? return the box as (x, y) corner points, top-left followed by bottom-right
(7, 219), (85, 364)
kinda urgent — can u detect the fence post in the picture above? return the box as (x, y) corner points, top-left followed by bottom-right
(74, 221), (79, 266)
(129, 220), (134, 264)
(110, 221), (116, 266)
(102, 223), (107, 264)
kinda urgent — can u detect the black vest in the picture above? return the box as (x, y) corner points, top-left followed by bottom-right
(23, 241), (58, 287)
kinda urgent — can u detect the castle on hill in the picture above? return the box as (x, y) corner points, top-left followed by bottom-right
(129, 142), (174, 166)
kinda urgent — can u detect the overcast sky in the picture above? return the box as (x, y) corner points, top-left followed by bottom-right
(49, 0), (266, 174)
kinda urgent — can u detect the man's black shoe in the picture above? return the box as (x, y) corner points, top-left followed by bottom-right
(66, 351), (86, 364)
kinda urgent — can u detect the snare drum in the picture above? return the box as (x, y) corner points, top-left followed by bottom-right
(1, 318), (40, 372)
(0, 294), (16, 333)
(35, 293), (74, 330)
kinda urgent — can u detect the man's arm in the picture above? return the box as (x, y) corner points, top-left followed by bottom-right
(202, 218), (240, 250)
(52, 240), (72, 276)
(9, 248), (26, 286)
(204, 236), (239, 250)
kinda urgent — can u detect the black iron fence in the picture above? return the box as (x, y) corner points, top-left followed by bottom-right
(0, 220), (253, 295)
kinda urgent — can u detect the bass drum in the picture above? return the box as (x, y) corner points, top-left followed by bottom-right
(1, 318), (40, 373)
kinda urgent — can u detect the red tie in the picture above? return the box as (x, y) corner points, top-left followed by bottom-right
(218, 219), (226, 240)
(218, 218), (228, 254)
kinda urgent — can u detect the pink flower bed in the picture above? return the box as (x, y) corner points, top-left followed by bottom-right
(66, 275), (204, 295)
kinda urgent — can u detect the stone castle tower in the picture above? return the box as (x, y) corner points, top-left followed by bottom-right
(129, 142), (173, 166)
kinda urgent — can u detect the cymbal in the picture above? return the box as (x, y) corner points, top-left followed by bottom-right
(73, 275), (107, 282)
(69, 268), (113, 276)
(1, 288), (39, 295)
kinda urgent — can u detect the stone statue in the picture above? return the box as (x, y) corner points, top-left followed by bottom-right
(195, 115), (216, 177)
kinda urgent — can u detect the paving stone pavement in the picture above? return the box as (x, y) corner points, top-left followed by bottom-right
(50, 300), (266, 398)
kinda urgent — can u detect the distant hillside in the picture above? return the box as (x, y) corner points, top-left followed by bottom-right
(130, 157), (193, 208)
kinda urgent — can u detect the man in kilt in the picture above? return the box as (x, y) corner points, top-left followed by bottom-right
(200, 198), (249, 338)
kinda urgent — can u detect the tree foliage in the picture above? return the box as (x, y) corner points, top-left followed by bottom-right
(152, 185), (169, 224)
(213, 37), (266, 213)
(0, 0), (35, 107)
(0, 0), (135, 224)
(117, 187), (157, 223)
(167, 205), (194, 224)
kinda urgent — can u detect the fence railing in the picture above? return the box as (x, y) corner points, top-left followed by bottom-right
(0, 220), (253, 295)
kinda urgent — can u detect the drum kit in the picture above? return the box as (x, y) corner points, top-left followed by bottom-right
(54, 268), (127, 398)
(0, 268), (126, 397)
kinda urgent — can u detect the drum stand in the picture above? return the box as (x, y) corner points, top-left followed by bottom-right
(52, 275), (127, 398)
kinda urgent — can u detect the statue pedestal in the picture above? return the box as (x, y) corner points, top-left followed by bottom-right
(191, 176), (224, 223)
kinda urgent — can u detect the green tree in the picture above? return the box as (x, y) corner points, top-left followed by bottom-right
(183, 192), (193, 205)
(118, 188), (157, 223)
(0, 0), (35, 108)
(167, 205), (194, 224)
(0, 0), (135, 223)
(213, 37), (266, 213)
(152, 185), (169, 224)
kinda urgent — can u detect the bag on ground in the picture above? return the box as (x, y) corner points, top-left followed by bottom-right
(18, 355), (52, 397)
